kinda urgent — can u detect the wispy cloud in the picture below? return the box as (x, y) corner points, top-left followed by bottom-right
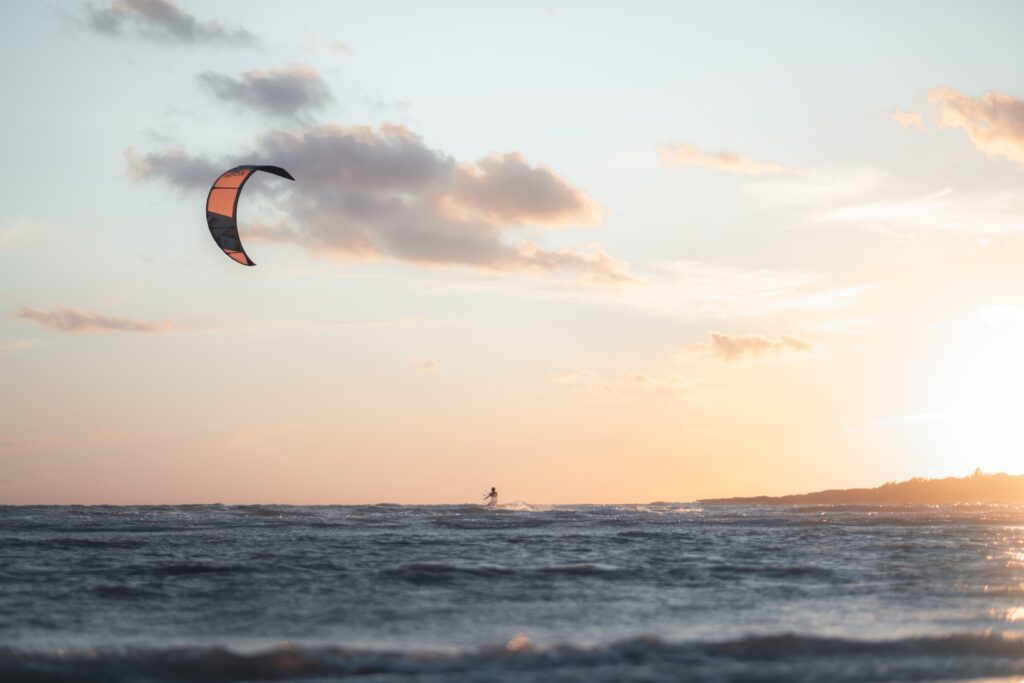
(86, 0), (257, 45)
(549, 355), (730, 404)
(198, 64), (332, 119)
(681, 331), (814, 363)
(657, 142), (787, 175)
(817, 187), (1024, 234)
(744, 167), (886, 208)
(411, 357), (439, 371)
(554, 369), (711, 403)
(330, 40), (353, 56)
(419, 255), (867, 336)
(17, 307), (171, 334)
(447, 258), (866, 323)
(0, 222), (30, 251)
(624, 261), (865, 320)
(891, 106), (925, 130)
(295, 30), (352, 56)
(0, 339), (47, 352)
(930, 86), (1024, 166)
(596, 372), (702, 398)
(130, 123), (629, 282)
(748, 162), (1024, 235)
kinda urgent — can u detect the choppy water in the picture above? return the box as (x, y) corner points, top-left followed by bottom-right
(4, 503), (1024, 682)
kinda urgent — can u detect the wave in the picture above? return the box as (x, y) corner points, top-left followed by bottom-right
(493, 501), (556, 512)
(707, 562), (838, 580)
(429, 514), (557, 530)
(4, 632), (1024, 682)
(535, 562), (626, 577)
(148, 562), (253, 577)
(381, 562), (518, 584)
(0, 537), (148, 550)
(382, 559), (837, 586)
(235, 505), (326, 519)
(381, 561), (630, 584)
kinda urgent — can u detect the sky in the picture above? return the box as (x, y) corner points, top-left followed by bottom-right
(4, 1), (1024, 504)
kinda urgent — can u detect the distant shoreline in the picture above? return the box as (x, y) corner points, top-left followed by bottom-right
(699, 471), (1024, 505)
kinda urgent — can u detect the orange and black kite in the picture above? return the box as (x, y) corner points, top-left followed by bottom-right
(206, 165), (294, 266)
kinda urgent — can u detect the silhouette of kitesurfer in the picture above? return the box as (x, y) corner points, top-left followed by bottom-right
(483, 487), (498, 507)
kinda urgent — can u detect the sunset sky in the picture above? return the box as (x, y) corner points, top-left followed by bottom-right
(4, 1), (1024, 504)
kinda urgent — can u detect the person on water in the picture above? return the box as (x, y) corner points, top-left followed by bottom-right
(483, 487), (498, 507)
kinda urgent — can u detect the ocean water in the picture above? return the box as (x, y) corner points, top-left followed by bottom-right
(4, 503), (1024, 682)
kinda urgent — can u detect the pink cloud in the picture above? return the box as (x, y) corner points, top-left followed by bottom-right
(891, 107), (925, 130)
(658, 142), (787, 175)
(683, 331), (813, 362)
(17, 307), (171, 334)
(929, 87), (1024, 166)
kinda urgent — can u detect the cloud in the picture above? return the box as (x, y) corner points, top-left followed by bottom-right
(891, 106), (925, 130)
(747, 164), (1024, 235)
(17, 307), (171, 334)
(620, 260), (864, 320)
(199, 64), (332, 119)
(549, 363), (725, 404)
(929, 86), (1024, 166)
(555, 369), (708, 402)
(295, 30), (352, 56)
(817, 187), (1024, 234)
(445, 153), (601, 226)
(124, 146), (221, 189)
(130, 123), (630, 281)
(657, 142), (787, 175)
(600, 372), (700, 397)
(86, 0), (257, 45)
(0, 220), (34, 251)
(745, 167), (886, 208)
(429, 258), (864, 325)
(0, 339), (46, 352)
(682, 331), (814, 362)
(745, 166), (888, 209)
(330, 40), (352, 56)
(411, 357), (439, 371)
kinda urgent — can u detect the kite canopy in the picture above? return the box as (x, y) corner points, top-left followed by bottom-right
(205, 165), (294, 266)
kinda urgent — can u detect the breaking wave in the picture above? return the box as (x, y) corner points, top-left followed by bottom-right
(5, 633), (1024, 683)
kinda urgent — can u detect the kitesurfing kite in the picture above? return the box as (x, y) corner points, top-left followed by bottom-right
(206, 165), (294, 266)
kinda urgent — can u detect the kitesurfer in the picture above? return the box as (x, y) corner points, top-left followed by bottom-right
(483, 487), (498, 507)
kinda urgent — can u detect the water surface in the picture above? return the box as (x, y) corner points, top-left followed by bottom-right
(3, 503), (1024, 681)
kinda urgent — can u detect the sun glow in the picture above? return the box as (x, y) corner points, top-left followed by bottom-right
(947, 310), (1024, 474)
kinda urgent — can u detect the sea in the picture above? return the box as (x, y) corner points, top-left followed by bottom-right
(4, 503), (1024, 682)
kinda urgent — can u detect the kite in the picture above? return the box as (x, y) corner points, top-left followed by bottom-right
(205, 165), (294, 266)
